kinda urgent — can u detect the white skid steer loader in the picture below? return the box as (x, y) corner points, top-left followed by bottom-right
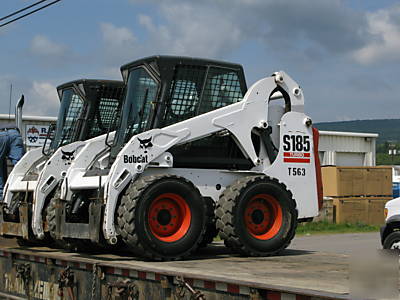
(42, 56), (323, 260)
(37, 56), (249, 250)
(0, 79), (124, 245)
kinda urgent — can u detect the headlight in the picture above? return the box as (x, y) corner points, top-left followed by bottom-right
(384, 208), (388, 218)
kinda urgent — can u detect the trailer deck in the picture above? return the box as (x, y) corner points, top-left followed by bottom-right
(0, 240), (351, 300)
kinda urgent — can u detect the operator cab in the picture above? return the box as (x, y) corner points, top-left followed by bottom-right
(46, 79), (124, 153)
(112, 55), (251, 169)
(4, 80), (125, 222)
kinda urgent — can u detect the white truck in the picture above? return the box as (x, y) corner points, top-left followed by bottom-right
(381, 197), (400, 249)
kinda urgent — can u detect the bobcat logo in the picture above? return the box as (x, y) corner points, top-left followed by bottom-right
(138, 137), (153, 153)
(61, 149), (75, 165)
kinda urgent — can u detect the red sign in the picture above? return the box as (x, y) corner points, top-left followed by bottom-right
(283, 152), (310, 163)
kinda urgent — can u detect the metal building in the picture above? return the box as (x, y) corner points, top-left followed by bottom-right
(319, 131), (378, 167)
(0, 114), (56, 150)
(0, 114), (379, 167)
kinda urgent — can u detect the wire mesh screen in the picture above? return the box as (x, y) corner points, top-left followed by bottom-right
(162, 65), (244, 126)
(163, 65), (206, 126)
(86, 85), (124, 138)
(199, 67), (244, 114)
(164, 64), (248, 170)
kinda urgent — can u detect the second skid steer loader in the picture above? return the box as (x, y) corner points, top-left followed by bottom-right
(0, 79), (124, 244)
(36, 56), (248, 250)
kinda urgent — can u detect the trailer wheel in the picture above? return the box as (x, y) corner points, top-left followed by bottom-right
(117, 175), (206, 260)
(216, 176), (297, 256)
(383, 231), (400, 250)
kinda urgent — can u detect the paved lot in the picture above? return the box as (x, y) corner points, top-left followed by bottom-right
(290, 231), (381, 255)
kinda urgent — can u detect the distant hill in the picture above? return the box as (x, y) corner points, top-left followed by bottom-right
(315, 119), (400, 144)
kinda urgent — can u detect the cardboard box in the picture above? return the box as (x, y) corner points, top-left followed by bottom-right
(364, 168), (392, 196)
(333, 197), (391, 225)
(322, 166), (392, 197)
(368, 199), (388, 225)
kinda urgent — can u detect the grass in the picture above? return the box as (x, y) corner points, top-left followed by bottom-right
(212, 221), (380, 241)
(296, 221), (380, 236)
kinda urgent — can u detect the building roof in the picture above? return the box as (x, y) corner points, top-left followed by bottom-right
(320, 130), (378, 138)
(0, 114), (57, 122)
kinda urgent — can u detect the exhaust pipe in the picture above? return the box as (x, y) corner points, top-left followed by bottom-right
(15, 94), (24, 133)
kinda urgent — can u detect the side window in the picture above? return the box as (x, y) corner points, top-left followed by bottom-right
(128, 72), (158, 133)
(55, 90), (84, 146)
(199, 68), (244, 114)
(120, 68), (158, 143)
(63, 94), (84, 144)
(163, 65), (206, 126)
(170, 80), (199, 116)
(111, 68), (158, 157)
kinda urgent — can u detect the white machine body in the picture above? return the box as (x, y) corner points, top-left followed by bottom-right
(101, 71), (320, 242)
(2, 147), (44, 206)
(31, 133), (115, 238)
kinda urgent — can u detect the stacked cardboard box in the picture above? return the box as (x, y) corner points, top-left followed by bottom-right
(318, 166), (392, 225)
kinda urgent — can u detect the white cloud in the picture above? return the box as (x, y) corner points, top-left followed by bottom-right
(30, 35), (67, 57)
(138, 14), (156, 33)
(135, 4), (243, 58)
(128, 0), (370, 60)
(25, 81), (59, 116)
(353, 4), (400, 64)
(0, 76), (58, 116)
(100, 23), (136, 46)
(100, 22), (137, 48)
(100, 67), (123, 79)
(100, 22), (138, 64)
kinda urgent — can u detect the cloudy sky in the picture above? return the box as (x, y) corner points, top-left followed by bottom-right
(0, 0), (399, 122)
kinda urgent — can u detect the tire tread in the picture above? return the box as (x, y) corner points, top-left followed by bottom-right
(216, 175), (298, 256)
(117, 174), (207, 260)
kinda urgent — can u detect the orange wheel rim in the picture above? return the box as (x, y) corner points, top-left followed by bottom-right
(148, 193), (191, 242)
(244, 194), (282, 240)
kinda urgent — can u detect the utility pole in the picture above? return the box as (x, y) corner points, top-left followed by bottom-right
(389, 141), (396, 164)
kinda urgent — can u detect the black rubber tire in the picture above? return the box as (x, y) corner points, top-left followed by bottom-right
(46, 189), (71, 249)
(216, 176), (298, 256)
(117, 175), (207, 261)
(13, 192), (52, 247)
(46, 190), (108, 252)
(199, 197), (218, 247)
(46, 195), (58, 241)
(383, 231), (400, 250)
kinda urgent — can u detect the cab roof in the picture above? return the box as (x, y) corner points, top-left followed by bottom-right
(56, 79), (124, 92)
(120, 55), (245, 76)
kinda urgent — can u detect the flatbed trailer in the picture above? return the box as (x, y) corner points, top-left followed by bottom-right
(0, 240), (351, 300)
